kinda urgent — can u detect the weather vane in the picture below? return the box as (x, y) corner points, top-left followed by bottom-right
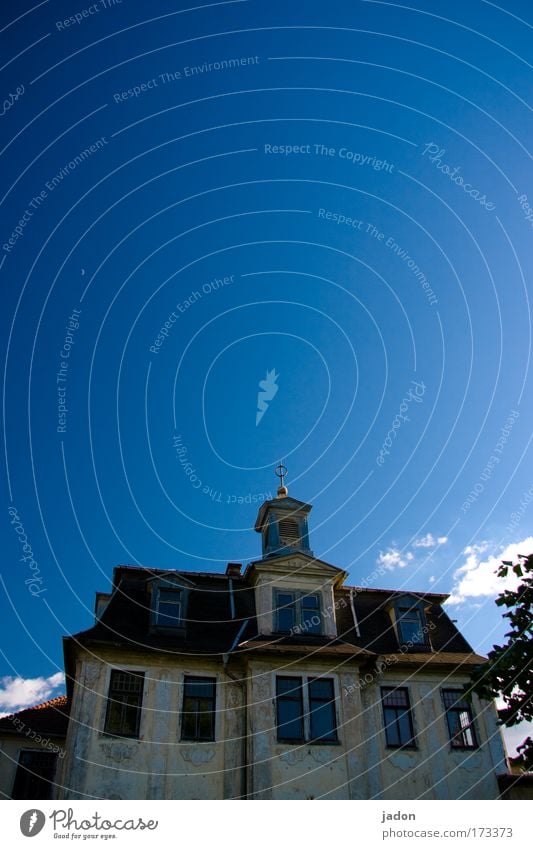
(275, 461), (288, 496)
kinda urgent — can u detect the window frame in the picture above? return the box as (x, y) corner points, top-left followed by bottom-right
(11, 749), (58, 800)
(150, 578), (191, 633)
(180, 675), (217, 742)
(397, 606), (425, 644)
(273, 589), (323, 636)
(156, 587), (183, 628)
(275, 675), (338, 745)
(103, 668), (145, 739)
(441, 688), (479, 750)
(391, 595), (432, 650)
(381, 686), (417, 749)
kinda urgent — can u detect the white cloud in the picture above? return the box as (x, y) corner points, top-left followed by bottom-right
(447, 537), (533, 605)
(377, 548), (413, 569)
(0, 672), (65, 714)
(413, 533), (448, 548)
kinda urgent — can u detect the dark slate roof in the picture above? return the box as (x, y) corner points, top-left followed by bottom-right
(334, 588), (475, 655)
(68, 567), (257, 657)
(0, 696), (69, 738)
(65, 565), (476, 664)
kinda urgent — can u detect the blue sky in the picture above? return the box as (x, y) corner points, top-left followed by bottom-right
(1, 1), (532, 754)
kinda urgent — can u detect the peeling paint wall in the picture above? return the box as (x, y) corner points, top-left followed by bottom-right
(55, 650), (242, 801)
(56, 651), (506, 800)
(359, 672), (505, 800)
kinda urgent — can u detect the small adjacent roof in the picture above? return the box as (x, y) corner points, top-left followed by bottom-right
(0, 695), (69, 738)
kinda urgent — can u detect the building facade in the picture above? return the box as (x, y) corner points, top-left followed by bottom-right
(1, 488), (513, 799)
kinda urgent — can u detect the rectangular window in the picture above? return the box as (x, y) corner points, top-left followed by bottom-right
(276, 592), (298, 633)
(397, 607), (425, 644)
(274, 590), (322, 635)
(104, 670), (144, 738)
(381, 687), (416, 748)
(156, 588), (183, 627)
(181, 676), (216, 741)
(442, 689), (478, 749)
(276, 676), (337, 744)
(302, 594), (321, 634)
(308, 678), (337, 742)
(276, 676), (305, 742)
(11, 750), (58, 800)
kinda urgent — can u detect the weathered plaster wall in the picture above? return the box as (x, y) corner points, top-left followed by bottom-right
(360, 671), (504, 800)
(55, 650), (242, 801)
(56, 652), (506, 801)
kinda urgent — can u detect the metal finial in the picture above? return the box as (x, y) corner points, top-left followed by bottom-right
(275, 462), (288, 497)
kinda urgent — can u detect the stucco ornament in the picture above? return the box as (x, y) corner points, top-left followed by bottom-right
(180, 747), (216, 766)
(100, 742), (136, 763)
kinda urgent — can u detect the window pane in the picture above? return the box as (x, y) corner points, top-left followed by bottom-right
(399, 610), (424, 643)
(383, 709), (401, 747)
(308, 679), (334, 700)
(276, 677), (304, 741)
(278, 605), (296, 631)
(111, 671), (143, 693)
(157, 588), (182, 626)
(443, 689), (468, 710)
(120, 699), (142, 736)
(277, 677), (301, 696)
(397, 710), (414, 745)
(302, 608), (321, 634)
(105, 671), (144, 737)
(303, 594), (320, 610)
(157, 601), (182, 624)
(159, 589), (182, 603)
(309, 702), (337, 741)
(277, 699), (304, 740)
(382, 687), (408, 707)
(185, 679), (215, 700)
(382, 688), (414, 747)
(197, 706), (215, 740)
(181, 677), (216, 741)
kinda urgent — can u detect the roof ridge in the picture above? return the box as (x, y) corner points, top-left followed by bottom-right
(9, 694), (68, 715)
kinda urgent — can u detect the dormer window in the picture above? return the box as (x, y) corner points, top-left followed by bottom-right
(275, 589), (322, 635)
(397, 606), (424, 644)
(278, 518), (301, 547)
(150, 576), (192, 632)
(156, 588), (183, 627)
(389, 595), (431, 650)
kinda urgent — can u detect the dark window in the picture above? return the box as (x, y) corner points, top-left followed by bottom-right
(181, 677), (216, 741)
(276, 677), (305, 742)
(308, 678), (337, 742)
(381, 687), (416, 748)
(397, 606), (426, 645)
(104, 670), (144, 737)
(275, 590), (322, 635)
(442, 689), (478, 749)
(11, 750), (58, 799)
(276, 676), (337, 744)
(156, 588), (183, 627)
(276, 592), (297, 632)
(302, 593), (321, 634)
